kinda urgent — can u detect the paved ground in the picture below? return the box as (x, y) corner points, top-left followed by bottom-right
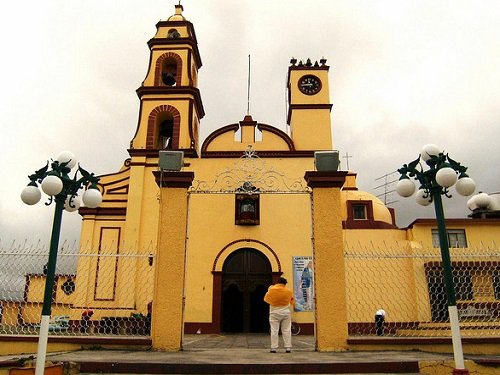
(182, 333), (316, 350)
(45, 334), (455, 374)
(1, 334), (498, 374)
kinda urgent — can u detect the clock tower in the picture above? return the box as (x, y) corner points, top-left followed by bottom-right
(287, 58), (333, 151)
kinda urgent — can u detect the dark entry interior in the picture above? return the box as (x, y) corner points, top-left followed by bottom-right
(222, 248), (272, 333)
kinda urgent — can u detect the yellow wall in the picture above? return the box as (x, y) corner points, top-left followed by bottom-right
(184, 192), (313, 323)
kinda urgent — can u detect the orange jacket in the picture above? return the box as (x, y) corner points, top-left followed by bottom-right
(264, 283), (295, 308)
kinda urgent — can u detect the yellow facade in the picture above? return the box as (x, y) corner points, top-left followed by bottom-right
(5, 4), (497, 355)
(69, 5), (500, 350)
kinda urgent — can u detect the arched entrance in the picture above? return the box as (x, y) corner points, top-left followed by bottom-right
(221, 248), (272, 333)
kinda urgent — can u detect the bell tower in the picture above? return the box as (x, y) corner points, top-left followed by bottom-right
(130, 4), (204, 157)
(286, 58), (333, 151)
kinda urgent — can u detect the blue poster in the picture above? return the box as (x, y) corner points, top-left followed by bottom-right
(292, 256), (314, 312)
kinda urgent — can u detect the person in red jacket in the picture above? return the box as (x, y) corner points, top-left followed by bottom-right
(264, 277), (295, 353)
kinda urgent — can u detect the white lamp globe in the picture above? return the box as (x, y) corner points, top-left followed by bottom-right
(56, 151), (77, 169)
(435, 167), (458, 188)
(455, 177), (476, 196)
(416, 189), (432, 206)
(474, 192), (491, 209)
(82, 188), (102, 208)
(64, 195), (81, 212)
(466, 195), (477, 211)
(21, 185), (42, 205)
(396, 179), (416, 197)
(41, 175), (63, 196)
(420, 144), (441, 162)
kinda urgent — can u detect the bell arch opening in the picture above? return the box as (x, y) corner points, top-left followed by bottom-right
(162, 57), (178, 86)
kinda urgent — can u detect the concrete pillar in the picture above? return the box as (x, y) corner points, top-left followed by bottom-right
(151, 171), (194, 350)
(305, 171), (348, 351)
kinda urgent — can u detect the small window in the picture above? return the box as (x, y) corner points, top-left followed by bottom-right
(432, 229), (467, 248)
(352, 204), (367, 220)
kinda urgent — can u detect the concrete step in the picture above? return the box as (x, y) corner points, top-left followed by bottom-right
(76, 360), (421, 374)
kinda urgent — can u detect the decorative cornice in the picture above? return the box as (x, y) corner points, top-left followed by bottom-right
(288, 65), (330, 71)
(147, 38), (202, 69)
(343, 220), (397, 230)
(153, 171), (194, 188)
(201, 150), (314, 158)
(304, 171), (348, 188)
(78, 207), (127, 216)
(135, 87), (205, 118)
(406, 217), (500, 229)
(128, 148), (198, 159)
(287, 103), (333, 125)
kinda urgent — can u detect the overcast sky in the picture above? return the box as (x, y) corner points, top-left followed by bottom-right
(1, 0), (499, 245)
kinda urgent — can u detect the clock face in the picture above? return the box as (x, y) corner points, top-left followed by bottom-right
(298, 75), (322, 95)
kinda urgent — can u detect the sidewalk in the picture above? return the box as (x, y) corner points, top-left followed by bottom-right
(1, 334), (498, 374)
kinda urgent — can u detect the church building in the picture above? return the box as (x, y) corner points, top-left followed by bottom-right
(62, 4), (499, 351)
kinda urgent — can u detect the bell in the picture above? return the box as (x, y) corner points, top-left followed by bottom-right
(162, 72), (176, 86)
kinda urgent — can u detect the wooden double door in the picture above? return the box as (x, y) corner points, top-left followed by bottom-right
(221, 248), (272, 333)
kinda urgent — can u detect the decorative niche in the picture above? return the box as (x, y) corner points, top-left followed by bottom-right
(235, 193), (260, 225)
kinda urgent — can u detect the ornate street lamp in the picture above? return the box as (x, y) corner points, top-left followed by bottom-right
(21, 151), (102, 375)
(396, 144), (474, 375)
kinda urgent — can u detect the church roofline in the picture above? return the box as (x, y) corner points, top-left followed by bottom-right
(200, 118), (298, 156)
(404, 217), (500, 229)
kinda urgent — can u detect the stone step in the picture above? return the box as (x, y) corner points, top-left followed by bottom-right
(77, 360), (421, 374)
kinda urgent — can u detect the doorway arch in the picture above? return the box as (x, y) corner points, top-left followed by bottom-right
(221, 248), (272, 333)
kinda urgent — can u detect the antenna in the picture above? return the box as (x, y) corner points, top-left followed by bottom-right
(247, 54), (251, 115)
(373, 171), (399, 205)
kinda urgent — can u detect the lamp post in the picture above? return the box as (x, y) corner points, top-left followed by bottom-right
(396, 144), (475, 375)
(21, 151), (102, 375)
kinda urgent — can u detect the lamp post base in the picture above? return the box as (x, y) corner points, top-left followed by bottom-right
(35, 315), (50, 375)
(453, 369), (470, 375)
